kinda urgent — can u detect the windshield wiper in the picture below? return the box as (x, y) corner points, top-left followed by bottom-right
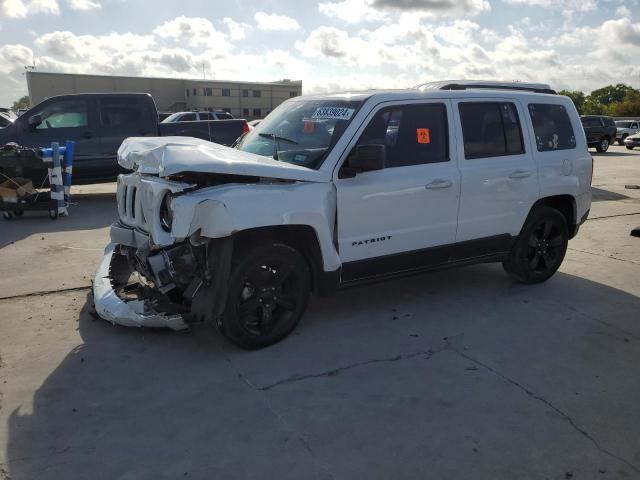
(258, 132), (298, 160)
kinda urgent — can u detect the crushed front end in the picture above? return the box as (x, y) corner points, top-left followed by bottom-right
(92, 172), (232, 330)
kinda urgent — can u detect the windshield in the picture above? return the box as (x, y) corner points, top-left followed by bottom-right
(235, 98), (364, 169)
(616, 121), (633, 128)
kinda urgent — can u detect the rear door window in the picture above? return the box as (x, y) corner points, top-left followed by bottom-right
(458, 102), (524, 159)
(355, 103), (449, 167)
(215, 112), (234, 120)
(181, 113), (197, 121)
(199, 113), (214, 121)
(529, 104), (576, 151)
(99, 98), (142, 128)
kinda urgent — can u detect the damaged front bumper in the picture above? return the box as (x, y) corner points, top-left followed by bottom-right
(93, 243), (189, 330)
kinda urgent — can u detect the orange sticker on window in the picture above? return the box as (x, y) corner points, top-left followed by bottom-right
(303, 121), (316, 133)
(416, 128), (431, 144)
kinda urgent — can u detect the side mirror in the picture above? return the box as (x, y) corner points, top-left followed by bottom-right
(28, 114), (43, 129)
(348, 144), (386, 172)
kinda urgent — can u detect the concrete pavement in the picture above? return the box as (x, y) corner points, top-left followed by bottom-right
(1, 146), (639, 479)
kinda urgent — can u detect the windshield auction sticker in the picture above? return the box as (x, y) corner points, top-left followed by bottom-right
(312, 106), (355, 120)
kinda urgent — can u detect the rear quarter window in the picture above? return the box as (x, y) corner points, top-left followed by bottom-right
(529, 104), (576, 151)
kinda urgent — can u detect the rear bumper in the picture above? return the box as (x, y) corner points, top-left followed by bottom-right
(92, 243), (188, 330)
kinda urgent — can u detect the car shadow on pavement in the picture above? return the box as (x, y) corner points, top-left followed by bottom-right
(5, 264), (640, 479)
(592, 151), (637, 157)
(591, 187), (630, 202)
(0, 192), (115, 249)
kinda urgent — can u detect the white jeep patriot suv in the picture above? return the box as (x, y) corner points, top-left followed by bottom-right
(93, 80), (592, 349)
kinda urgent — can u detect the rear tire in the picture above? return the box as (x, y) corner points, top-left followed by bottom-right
(503, 206), (569, 284)
(619, 134), (628, 146)
(595, 137), (610, 152)
(627, 145), (634, 150)
(219, 242), (311, 349)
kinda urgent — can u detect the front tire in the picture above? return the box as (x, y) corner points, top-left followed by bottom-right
(219, 242), (311, 349)
(626, 145), (634, 150)
(619, 134), (628, 146)
(595, 137), (610, 152)
(503, 206), (569, 284)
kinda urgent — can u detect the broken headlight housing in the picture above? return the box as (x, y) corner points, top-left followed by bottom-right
(159, 192), (173, 232)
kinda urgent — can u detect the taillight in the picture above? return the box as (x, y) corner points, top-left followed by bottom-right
(242, 121), (250, 134)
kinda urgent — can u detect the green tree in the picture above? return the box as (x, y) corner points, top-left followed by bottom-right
(558, 90), (585, 114)
(587, 84), (638, 106)
(11, 95), (31, 111)
(582, 97), (605, 115)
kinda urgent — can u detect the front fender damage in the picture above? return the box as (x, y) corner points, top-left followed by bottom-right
(93, 236), (233, 330)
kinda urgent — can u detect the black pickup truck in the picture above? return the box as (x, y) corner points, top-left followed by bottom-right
(0, 93), (249, 183)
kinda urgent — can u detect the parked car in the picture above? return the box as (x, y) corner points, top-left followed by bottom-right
(0, 93), (249, 183)
(162, 110), (235, 122)
(615, 119), (640, 145)
(580, 115), (617, 152)
(247, 119), (262, 130)
(624, 132), (640, 150)
(93, 80), (592, 349)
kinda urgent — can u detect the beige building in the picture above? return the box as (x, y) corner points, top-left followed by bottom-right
(26, 71), (302, 120)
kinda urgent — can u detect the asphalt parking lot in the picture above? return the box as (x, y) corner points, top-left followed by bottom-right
(1, 145), (639, 480)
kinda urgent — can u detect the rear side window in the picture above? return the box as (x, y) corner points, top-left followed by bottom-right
(216, 112), (233, 120)
(356, 103), (449, 167)
(581, 117), (601, 127)
(99, 98), (142, 128)
(459, 102), (524, 159)
(603, 117), (615, 127)
(529, 104), (576, 151)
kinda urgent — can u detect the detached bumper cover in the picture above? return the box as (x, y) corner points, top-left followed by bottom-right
(93, 243), (188, 330)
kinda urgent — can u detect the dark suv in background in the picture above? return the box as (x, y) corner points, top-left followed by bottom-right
(580, 115), (617, 152)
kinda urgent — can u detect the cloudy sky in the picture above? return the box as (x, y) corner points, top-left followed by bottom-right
(0, 0), (638, 106)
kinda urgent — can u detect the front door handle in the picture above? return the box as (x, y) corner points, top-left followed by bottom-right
(509, 170), (532, 179)
(425, 179), (453, 189)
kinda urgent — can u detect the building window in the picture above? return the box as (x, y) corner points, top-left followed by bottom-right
(242, 108), (249, 116)
(186, 89), (190, 97)
(253, 90), (261, 98)
(289, 91), (297, 98)
(253, 108), (261, 117)
(204, 87), (213, 97)
(193, 88), (197, 96)
(242, 89), (249, 97)
(222, 88), (231, 97)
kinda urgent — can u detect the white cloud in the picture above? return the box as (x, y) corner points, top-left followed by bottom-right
(319, 0), (489, 23)
(223, 17), (249, 41)
(67, 0), (100, 10)
(254, 11), (301, 31)
(502, 0), (597, 12)
(0, 0), (59, 18)
(153, 15), (228, 49)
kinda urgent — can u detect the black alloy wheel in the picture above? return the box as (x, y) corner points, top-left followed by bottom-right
(503, 206), (569, 284)
(220, 243), (310, 349)
(525, 218), (564, 274)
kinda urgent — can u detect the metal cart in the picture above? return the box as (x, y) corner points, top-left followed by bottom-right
(0, 141), (75, 220)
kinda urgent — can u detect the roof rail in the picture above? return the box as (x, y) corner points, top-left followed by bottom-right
(415, 80), (556, 95)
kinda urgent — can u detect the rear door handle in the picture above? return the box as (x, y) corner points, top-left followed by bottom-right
(509, 170), (532, 179)
(425, 179), (453, 189)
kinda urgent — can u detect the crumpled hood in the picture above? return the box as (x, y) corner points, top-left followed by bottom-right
(117, 136), (328, 182)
